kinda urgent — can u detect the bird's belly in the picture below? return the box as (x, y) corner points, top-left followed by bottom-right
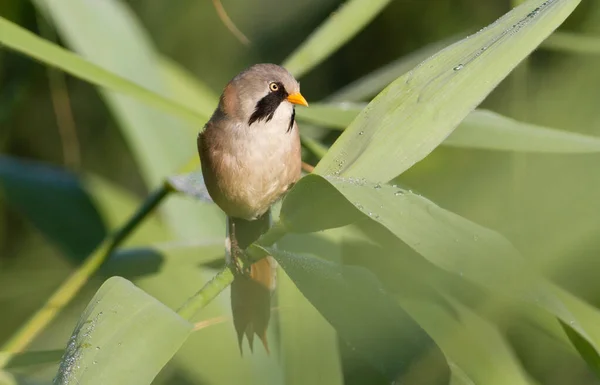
(209, 133), (300, 220)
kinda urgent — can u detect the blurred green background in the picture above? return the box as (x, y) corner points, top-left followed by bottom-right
(1, 0), (600, 384)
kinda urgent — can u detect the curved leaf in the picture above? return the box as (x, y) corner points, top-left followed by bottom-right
(399, 296), (535, 385)
(262, 247), (449, 382)
(327, 34), (464, 102)
(53, 277), (192, 385)
(313, 0), (582, 181)
(297, 105), (600, 153)
(280, 174), (600, 367)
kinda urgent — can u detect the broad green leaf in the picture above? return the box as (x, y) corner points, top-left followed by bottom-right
(282, 0), (392, 78)
(327, 34), (464, 102)
(0, 156), (106, 261)
(555, 288), (600, 377)
(280, 174), (600, 364)
(2, 350), (63, 369)
(86, 172), (283, 384)
(313, 0), (582, 181)
(0, 16), (205, 127)
(53, 277), (192, 385)
(277, 230), (347, 385)
(399, 296), (535, 385)
(278, 270), (344, 385)
(542, 31), (600, 55)
(32, 0), (221, 240)
(298, 105), (600, 153)
(263, 247), (449, 382)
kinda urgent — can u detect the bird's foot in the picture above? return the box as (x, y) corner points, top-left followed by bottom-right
(230, 243), (251, 276)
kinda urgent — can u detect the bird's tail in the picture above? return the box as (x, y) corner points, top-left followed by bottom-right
(227, 212), (277, 354)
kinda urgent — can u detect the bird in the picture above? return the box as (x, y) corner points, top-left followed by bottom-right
(197, 63), (308, 353)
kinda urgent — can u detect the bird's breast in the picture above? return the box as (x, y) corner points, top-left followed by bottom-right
(201, 112), (301, 220)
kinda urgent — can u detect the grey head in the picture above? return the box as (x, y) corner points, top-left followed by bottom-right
(216, 63), (308, 126)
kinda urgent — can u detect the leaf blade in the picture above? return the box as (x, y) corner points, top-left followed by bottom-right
(264, 246), (449, 382)
(313, 0), (582, 181)
(53, 277), (192, 385)
(297, 105), (600, 153)
(280, 174), (600, 370)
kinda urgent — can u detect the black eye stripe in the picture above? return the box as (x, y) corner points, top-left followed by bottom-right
(287, 107), (295, 133)
(248, 82), (288, 126)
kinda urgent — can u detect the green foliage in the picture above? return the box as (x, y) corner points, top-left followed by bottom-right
(1, 0), (600, 384)
(265, 246), (448, 383)
(298, 106), (600, 153)
(53, 277), (192, 385)
(313, 0), (582, 181)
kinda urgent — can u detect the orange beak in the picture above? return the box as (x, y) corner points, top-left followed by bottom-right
(286, 92), (309, 107)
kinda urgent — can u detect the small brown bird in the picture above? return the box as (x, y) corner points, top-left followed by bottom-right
(197, 63), (308, 352)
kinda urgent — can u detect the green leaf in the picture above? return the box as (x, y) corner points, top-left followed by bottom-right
(276, 230), (348, 385)
(542, 31), (600, 55)
(278, 270), (344, 385)
(399, 296), (535, 385)
(263, 246), (449, 382)
(0, 15), (205, 127)
(326, 34), (464, 102)
(0, 156), (106, 260)
(313, 0), (582, 181)
(280, 174), (600, 367)
(53, 276), (192, 385)
(555, 288), (600, 377)
(282, 0), (392, 78)
(298, 105), (600, 153)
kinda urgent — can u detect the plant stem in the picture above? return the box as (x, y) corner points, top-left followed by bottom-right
(176, 266), (235, 321)
(0, 184), (171, 366)
(175, 233), (279, 322)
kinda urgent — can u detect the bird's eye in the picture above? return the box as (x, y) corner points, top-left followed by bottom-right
(269, 82), (279, 92)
